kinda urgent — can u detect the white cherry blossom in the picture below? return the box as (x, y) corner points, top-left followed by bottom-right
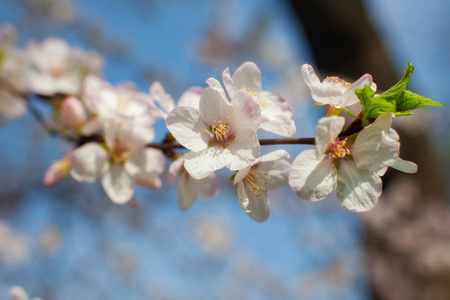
(25, 38), (102, 96)
(166, 84), (262, 179)
(301, 63), (377, 108)
(70, 123), (165, 204)
(81, 75), (157, 135)
(0, 25), (27, 119)
(233, 150), (290, 222)
(168, 156), (219, 210)
(289, 113), (417, 212)
(222, 61), (296, 136)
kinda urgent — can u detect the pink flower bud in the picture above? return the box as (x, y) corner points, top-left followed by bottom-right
(43, 156), (70, 186)
(60, 96), (87, 128)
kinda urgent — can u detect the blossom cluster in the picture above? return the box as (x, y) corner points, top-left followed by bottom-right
(0, 24), (442, 222)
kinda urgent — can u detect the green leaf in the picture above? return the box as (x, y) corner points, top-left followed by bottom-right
(356, 62), (443, 120)
(230, 174), (236, 181)
(396, 90), (443, 111)
(356, 85), (395, 120)
(380, 62), (414, 102)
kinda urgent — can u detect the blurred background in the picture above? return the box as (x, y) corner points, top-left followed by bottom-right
(0, 0), (449, 299)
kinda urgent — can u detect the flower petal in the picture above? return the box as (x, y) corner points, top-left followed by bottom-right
(184, 147), (228, 179)
(231, 61), (262, 94)
(315, 116), (345, 159)
(125, 148), (165, 181)
(301, 64), (321, 89)
(230, 91), (262, 132)
(289, 149), (337, 201)
(256, 150), (291, 190)
(196, 173), (220, 199)
(117, 125), (155, 149)
(341, 74), (375, 107)
(177, 173), (197, 210)
(199, 86), (234, 125)
(0, 90), (26, 119)
(238, 182), (270, 222)
(166, 106), (209, 152)
(336, 160), (382, 212)
(390, 157), (418, 174)
(227, 128), (260, 170)
(222, 67), (237, 98)
(351, 113), (399, 172)
(177, 87), (203, 109)
(258, 92), (296, 136)
(168, 156), (185, 184)
(102, 163), (134, 204)
(70, 142), (108, 182)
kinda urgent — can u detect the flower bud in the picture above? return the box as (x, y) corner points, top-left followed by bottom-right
(60, 96), (87, 128)
(43, 155), (70, 186)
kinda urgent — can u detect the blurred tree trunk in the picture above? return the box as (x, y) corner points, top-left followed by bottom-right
(288, 0), (449, 299)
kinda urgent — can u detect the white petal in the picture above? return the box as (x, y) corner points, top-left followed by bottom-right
(125, 148), (165, 181)
(183, 147), (228, 179)
(134, 176), (162, 189)
(222, 67), (237, 98)
(70, 142), (108, 182)
(79, 117), (102, 136)
(177, 87), (203, 109)
(289, 149), (337, 201)
(301, 64), (321, 89)
(315, 116), (345, 159)
(230, 91), (262, 132)
(149, 81), (175, 116)
(103, 120), (118, 149)
(205, 77), (227, 100)
(233, 164), (252, 185)
(390, 157), (418, 174)
(166, 106), (209, 152)
(341, 74), (374, 107)
(256, 150), (291, 190)
(351, 113), (399, 172)
(241, 182), (270, 222)
(301, 64), (344, 106)
(168, 156), (185, 184)
(102, 163), (134, 204)
(196, 173), (220, 199)
(231, 61), (262, 94)
(0, 90), (26, 119)
(227, 128), (260, 171)
(117, 125), (155, 149)
(177, 173), (197, 210)
(199, 86), (234, 125)
(336, 161), (382, 212)
(258, 92), (296, 136)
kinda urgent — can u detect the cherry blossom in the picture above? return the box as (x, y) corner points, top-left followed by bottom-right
(289, 113), (417, 212)
(222, 61), (296, 136)
(25, 38), (102, 96)
(233, 150), (291, 222)
(80, 75), (157, 135)
(168, 156), (219, 210)
(70, 123), (165, 204)
(0, 25), (27, 119)
(166, 84), (262, 179)
(301, 63), (377, 109)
